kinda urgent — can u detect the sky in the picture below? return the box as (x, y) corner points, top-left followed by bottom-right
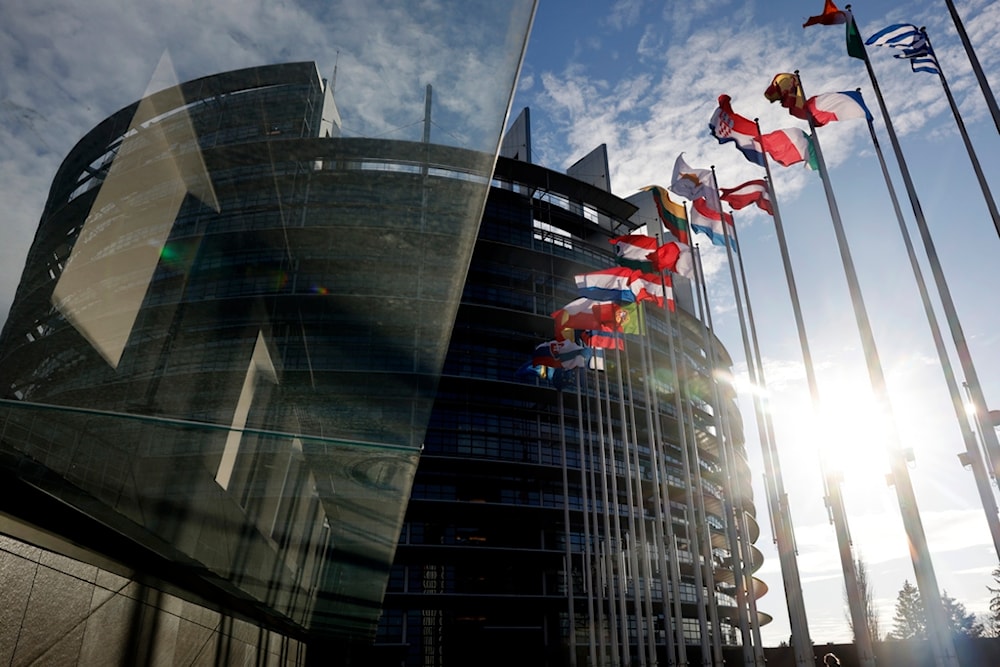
(2, 0), (1000, 651)
(512, 0), (1000, 647)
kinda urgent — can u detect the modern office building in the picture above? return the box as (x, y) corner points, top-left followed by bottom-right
(374, 110), (768, 666)
(0, 44), (532, 663)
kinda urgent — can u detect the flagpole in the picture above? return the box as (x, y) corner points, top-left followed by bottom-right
(693, 192), (764, 667)
(636, 306), (682, 666)
(574, 371), (600, 667)
(558, 387), (579, 666)
(651, 273), (692, 666)
(862, 108), (1000, 558)
(943, 0), (1000, 136)
(687, 247), (725, 667)
(922, 28), (1000, 241)
(796, 70), (959, 667)
(722, 225), (771, 667)
(852, 8), (1000, 554)
(618, 340), (654, 666)
(592, 362), (622, 665)
(623, 324), (671, 665)
(719, 147), (815, 667)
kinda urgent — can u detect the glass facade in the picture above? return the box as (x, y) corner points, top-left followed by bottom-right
(375, 137), (767, 665)
(0, 2), (535, 662)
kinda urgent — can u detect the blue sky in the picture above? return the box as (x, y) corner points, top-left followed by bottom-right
(513, 0), (1000, 645)
(2, 0), (999, 650)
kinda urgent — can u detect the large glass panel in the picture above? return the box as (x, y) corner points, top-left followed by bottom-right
(0, 0), (536, 640)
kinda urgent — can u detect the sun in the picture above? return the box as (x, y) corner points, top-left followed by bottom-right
(753, 363), (896, 490)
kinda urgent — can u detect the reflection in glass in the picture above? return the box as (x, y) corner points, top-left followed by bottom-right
(0, 0), (536, 650)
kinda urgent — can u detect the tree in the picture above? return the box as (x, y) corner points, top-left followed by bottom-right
(845, 555), (882, 643)
(986, 566), (1000, 637)
(888, 580), (984, 640)
(941, 590), (983, 637)
(889, 579), (926, 640)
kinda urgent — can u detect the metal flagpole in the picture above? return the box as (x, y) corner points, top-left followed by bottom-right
(617, 341), (652, 666)
(636, 312), (681, 665)
(721, 207), (783, 667)
(851, 8), (1000, 551)
(622, 325), (666, 665)
(558, 387), (579, 666)
(943, 0), (1000, 136)
(922, 28), (1000, 242)
(597, 361), (627, 665)
(667, 245), (712, 666)
(705, 168), (764, 666)
(752, 116), (876, 665)
(591, 363), (620, 665)
(655, 278), (693, 666)
(699, 204), (763, 665)
(686, 246), (726, 667)
(862, 110), (1000, 559)
(574, 371), (600, 667)
(727, 133), (817, 667)
(796, 70), (959, 667)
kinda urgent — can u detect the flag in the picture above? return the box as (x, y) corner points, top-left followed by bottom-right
(557, 339), (591, 369)
(846, 15), (866, 60)
(764, 73), (809, 120)
(516, 361), (550, 381)
(803, 0), (846, 27)
(643, 185), (690, 244)
(630, 272), (665, 307)
(648, 241), (694, 279)
(807, 91), (872, 126)
(533, 340), (563, 368)
(865, 24), (940, 75)
(804, 1), (865, 60)
(575, 267), (638, 303)
(709, 95), (766, 167)
(583, 330), (624, 350)
(552, 297), (619, 339)
(532, 339), (590, 370)
(670, 153), (714, 201)
(610, 234), (658, 271)
(720, 179), (773, 215)
(690, 197), (738, 252)
(618, 302), (646, 334)
(761, 128), (819, 170)
(632, 272), (675, 311)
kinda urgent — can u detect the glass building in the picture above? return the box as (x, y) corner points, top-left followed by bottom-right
(374, 111), (768, 666)
(0, 1), (535, 663)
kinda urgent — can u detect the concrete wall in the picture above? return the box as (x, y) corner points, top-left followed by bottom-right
(0, 533), (306, 667)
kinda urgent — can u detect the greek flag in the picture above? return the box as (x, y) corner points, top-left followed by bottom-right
(865, 23), (940, 75)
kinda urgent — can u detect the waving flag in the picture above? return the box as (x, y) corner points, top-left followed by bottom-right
(803, 0), (846, 27)
(690, 197), (737, 252)
(720, 180), (773, 215)
(631, 272), (675, 311)
(761, 128), (819, 170)
(866, 24), (940, 75)
(556, 339), (591, 369)
(610, 234), (658, 271)
(533, 340), (563, 368)
(765, 73), (809, 120)
(552, 298), (619, 338)
(804, 1), (864, 59)
(648, 240), (688, 275)
(575, 267), (638, 303)
(808, 91), (872, 126)
(643, 185), (690, 244)
(709, 95), (766, 166)
(670, 153), (714, 201)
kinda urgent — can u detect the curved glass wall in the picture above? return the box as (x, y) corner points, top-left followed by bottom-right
(0, 0), (536, 649)
(378, 157), (766, 665)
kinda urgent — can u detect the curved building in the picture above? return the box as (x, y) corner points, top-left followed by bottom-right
(376, 120), (768, 666)
(0, 59), (515, 659)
